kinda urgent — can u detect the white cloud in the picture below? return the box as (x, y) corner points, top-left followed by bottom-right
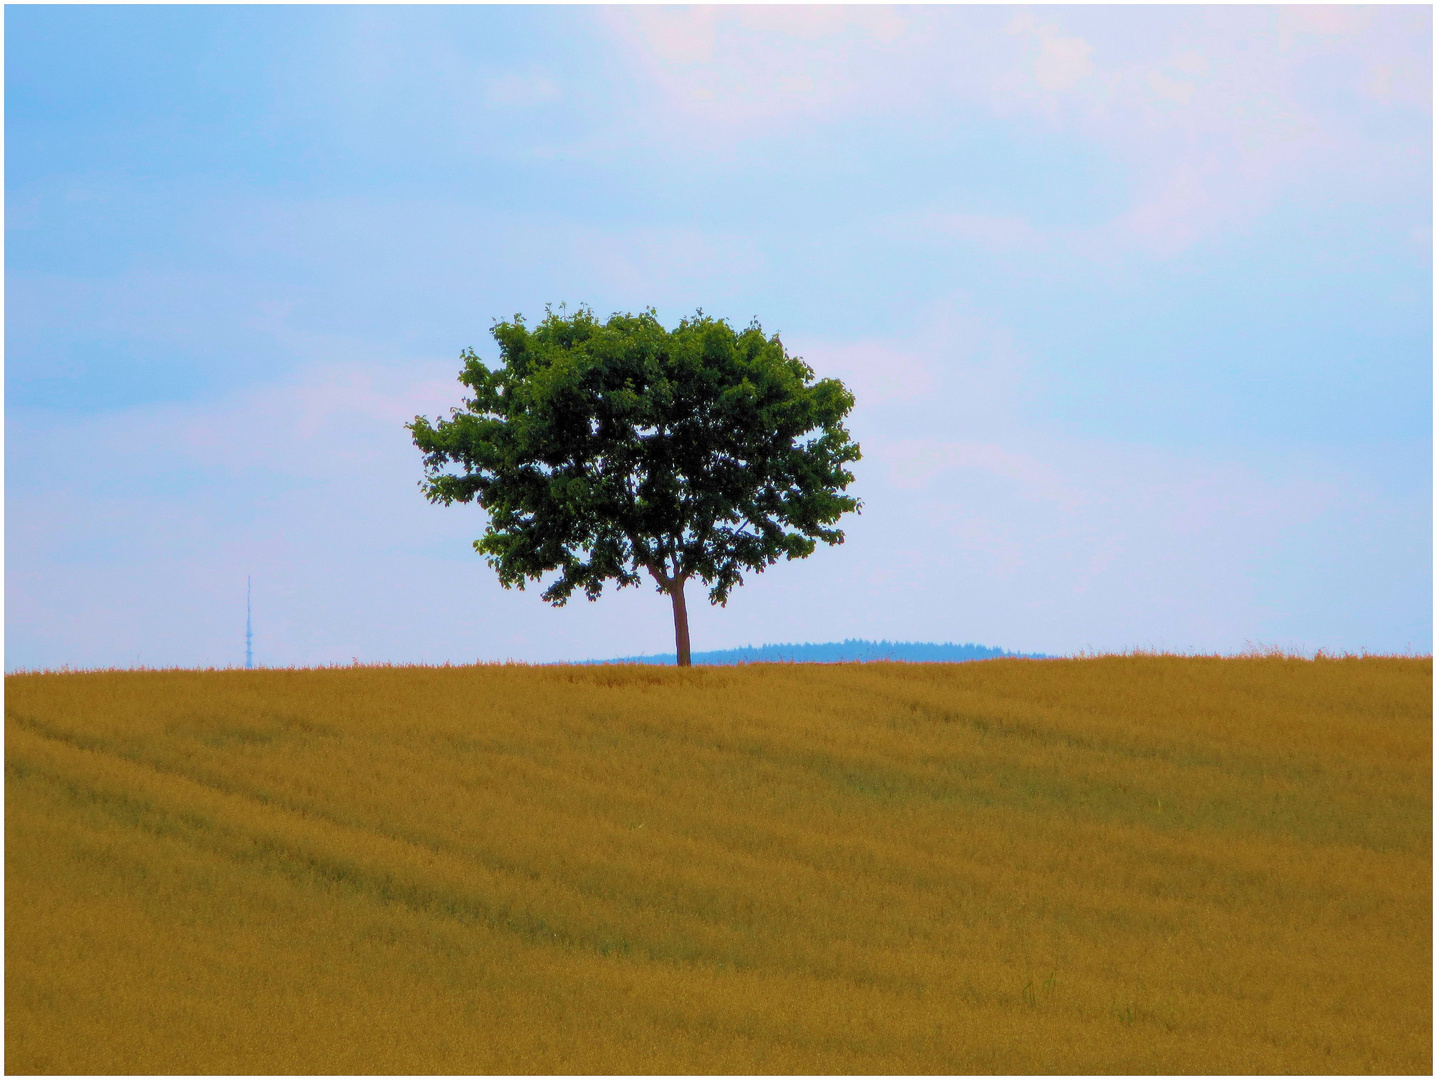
(1005, 13), (1094, 94)
(600, 5), (915, 129)
(602, 6), (1430, 254)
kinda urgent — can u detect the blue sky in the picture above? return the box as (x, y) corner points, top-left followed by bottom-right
(6, 4), (1431, 669)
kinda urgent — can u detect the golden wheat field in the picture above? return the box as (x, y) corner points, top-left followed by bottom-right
(5, 656), (1431, 1074)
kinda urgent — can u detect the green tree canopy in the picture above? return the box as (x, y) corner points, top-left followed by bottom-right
(407, 306), (861, 666)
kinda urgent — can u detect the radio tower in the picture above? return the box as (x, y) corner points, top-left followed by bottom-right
(246, 576), (254, 670)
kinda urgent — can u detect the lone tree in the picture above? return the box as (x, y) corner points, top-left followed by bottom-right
(407, 306), (861, 666)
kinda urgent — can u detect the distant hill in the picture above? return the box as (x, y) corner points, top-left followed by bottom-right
(585, 639), (1047, 666)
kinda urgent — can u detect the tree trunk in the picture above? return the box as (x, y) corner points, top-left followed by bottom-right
(670, 577), (692, 667)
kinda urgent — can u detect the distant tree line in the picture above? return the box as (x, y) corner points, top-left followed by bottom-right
(586, 639), (1047, 666)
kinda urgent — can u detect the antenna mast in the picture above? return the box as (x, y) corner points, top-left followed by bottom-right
(246, 576), (253, 670)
